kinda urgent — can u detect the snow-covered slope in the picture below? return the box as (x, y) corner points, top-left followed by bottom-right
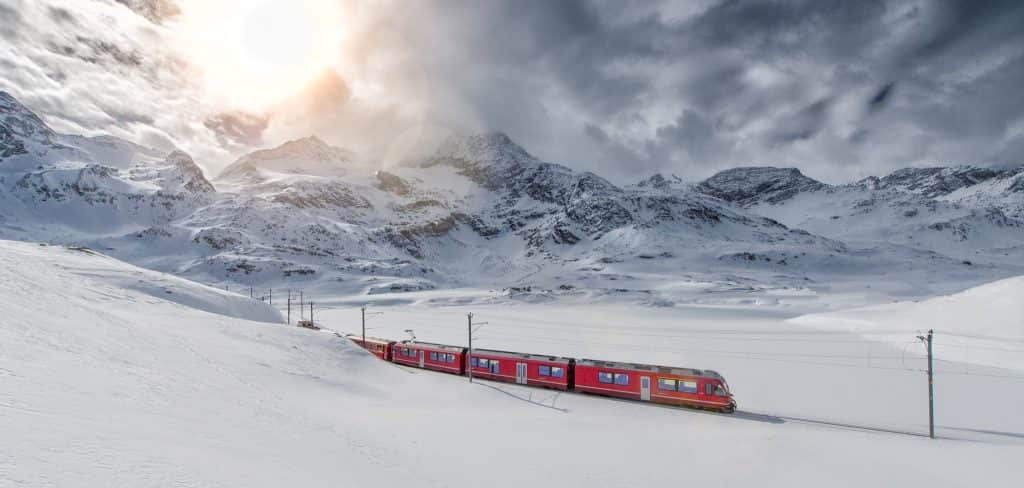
(0, 241), (280, 323)
(792, 275), (1024, 370)
(2, 238), (1021, 487)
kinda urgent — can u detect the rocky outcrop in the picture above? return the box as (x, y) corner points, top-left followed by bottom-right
(697, 167), (826, 206)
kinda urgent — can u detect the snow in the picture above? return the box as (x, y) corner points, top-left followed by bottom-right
(793, 275), (1024, 370)
(3, 239), (1022, 487)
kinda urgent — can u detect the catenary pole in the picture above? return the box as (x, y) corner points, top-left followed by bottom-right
(466, 313), (487, 383)
(468, 313), (473, 383)
(362, 306), (366, 345)
(918, 329), (935, 439)
(927, 329), (934, 439)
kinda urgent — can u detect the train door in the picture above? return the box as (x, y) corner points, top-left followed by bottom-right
(516, 363), (528, 385)
(419, 350), (425, 368)
(640, 376), (651, 401)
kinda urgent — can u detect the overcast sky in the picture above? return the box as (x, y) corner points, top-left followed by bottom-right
(2, 0), (1023, 183)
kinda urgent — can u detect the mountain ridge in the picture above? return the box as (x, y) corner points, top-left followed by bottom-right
(2, 91), (1022, 304)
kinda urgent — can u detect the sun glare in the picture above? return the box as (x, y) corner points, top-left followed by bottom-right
(176, 0), (345, 111)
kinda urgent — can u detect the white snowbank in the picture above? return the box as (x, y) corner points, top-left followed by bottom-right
(791, 275), (1024, 370)
(0, 241), (282, 323)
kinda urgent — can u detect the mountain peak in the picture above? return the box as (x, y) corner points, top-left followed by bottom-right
(637, 173), (683, 190)
(431, 131), (533, 166)
(1, 90), (58, 158)
(876, 165), (1004, 197)
(697, 166), (826, 206)
(162, 150), (214, 194)
(217, 135), (355, 182)
(282, 135), (328, 149)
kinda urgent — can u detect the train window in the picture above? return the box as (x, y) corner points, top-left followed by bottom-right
(429, 352), (438, 361)
(678, 380), (698, 393)
(478, 359), (489, 369)
(469, 357), (478, 367)
(713, 384), (728, 397)
(598, 372), (614, 384)
(614, 373), (629, 386)
(551, 367), (564, 378)
(539, 365), (551, 376)
(490, 361), (500, 374)
(705, 384), (713, 395)
(658, 378), (677, 391)
(446, 354), (455, 364)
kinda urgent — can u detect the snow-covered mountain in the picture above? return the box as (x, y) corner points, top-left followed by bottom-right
(693, 165), (1024, 264)
(2, 91), (1022, 303)
(216, 136), (357, 183)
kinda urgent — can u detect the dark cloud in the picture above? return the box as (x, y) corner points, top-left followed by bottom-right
(47, 7), (75, 25)
(770, 99), (831, 144)
(868, 83), (895, 112)
(394, 0), (1024, 182)
(0, 3), (21, 39)
(102, 107), (154, 126)
(204, 111), (269, 147)
(3, 0), (1023, 182)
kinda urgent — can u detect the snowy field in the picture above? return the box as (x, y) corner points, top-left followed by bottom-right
(2, 240), (1022, 487)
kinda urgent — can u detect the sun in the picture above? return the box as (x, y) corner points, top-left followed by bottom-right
(174, 0), (345, 111)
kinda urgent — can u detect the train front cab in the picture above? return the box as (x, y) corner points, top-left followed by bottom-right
(346, 335), (394, 361)
(467, 349), (574, 391)
(391, 342), (466, 375)
(574, 359), (735, 413)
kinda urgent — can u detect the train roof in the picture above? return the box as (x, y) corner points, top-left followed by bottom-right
(397, 341), (466, 353)
(470, 348), (573, 364)
(576, 358), (726, 380)
(345, 335), (392, 345)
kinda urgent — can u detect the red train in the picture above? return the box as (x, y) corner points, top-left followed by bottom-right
(345, 335), (736, 413)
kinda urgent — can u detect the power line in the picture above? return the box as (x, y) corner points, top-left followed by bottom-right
(941, 331), (1024, 344)
(477, 331), (913, 362)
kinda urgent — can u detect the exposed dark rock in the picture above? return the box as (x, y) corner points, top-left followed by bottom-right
(697, 167), (826, 206)
(375, 170), (411, 196)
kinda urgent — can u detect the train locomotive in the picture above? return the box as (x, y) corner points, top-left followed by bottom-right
(346, 335), (736, 413)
